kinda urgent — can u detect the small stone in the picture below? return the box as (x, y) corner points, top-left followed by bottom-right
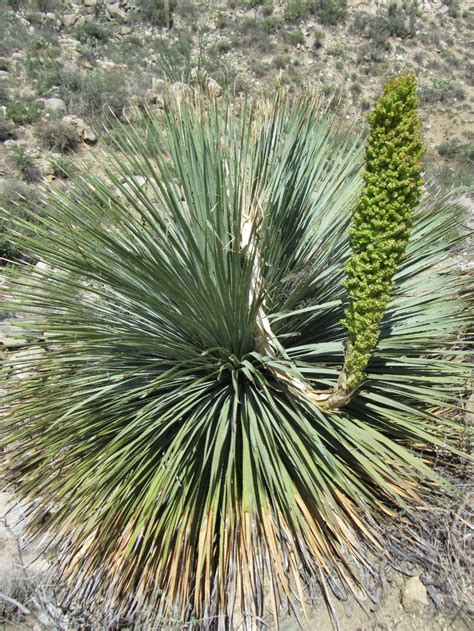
(401, 576), (429, 613)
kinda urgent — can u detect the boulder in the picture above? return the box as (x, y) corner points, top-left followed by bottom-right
(42, 97), (67, 115)
(61, 115), (97, 144)
(62, 13), (78, 28)
(401, 576), (429, 613)
(107, 4), (128, 22)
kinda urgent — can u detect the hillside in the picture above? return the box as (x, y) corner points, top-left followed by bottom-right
(0, 1), (473, 195)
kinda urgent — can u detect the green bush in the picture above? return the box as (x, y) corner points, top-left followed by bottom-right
(35, 0), (62, 11)
(0, 117), (16, 142)
(283, 0), (347, 24)
(420, 77), (466, 103)
(51, 156), (76, 179)
(282, 28), (305, 46)
(59, 69), (130, 125)
(283, 0), (312, 22)
(326, 42), (346, 57)
(136, 0), (177, 28)
(75, 21), (111, 45)
(437, 138), (474, 162)
(3, 82), (471, 627)
(443, 0), (460, 17)
(261, 15), (283, 32)
(37, 120), (80, 153)
(6, 100), (43, 125)
(8, 145), (41, 182)
(313, 27), (325, 48)
(315, 0), (347, 25)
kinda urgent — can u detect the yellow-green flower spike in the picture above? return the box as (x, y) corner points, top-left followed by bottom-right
(338, 72), (425, 397)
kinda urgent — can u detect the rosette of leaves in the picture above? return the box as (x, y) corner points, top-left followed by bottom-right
(2, 83), (471, 628)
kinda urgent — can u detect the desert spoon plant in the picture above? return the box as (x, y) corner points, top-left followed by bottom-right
(2, 74), (471, 628)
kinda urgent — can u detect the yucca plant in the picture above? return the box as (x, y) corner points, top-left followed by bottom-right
(1, 75), (471, 628)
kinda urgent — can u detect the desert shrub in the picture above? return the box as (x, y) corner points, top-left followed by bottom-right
(51, 156), (76, 179)
(214, 39), (232, 54)
(34, 0), (62, 12)
(59, 69), (130, 124)
(282, 28), (305, 46)
(75, 20), (111, 45)
(313, 27), (325, 48)
(261, 15), (283, 32)
(420, 77), (466, 103)
(250, 60), (270, 77)
(315, 0), (347, 25)
(272, 54), (290, 69)
(6, 100), (43, 125)
(229, 0), (265, 6)
(136, 0), (177, 28)
(350, 81), (362, 98)
(37, 120), (80, 153)
(443, 0), (460, 17)
(8, 145), (41, 182)
(326, 42), (346, 57)
(262, 0), (274, 16)
(283, 0), (347, 24)
(437, 138), (474, 163)
(3, 80), (471, 628)
(0, 117), (16, 142)
(283, 0), (312, 22)
(353, 2), (415, 51)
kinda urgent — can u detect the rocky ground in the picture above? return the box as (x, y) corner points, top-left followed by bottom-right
(0, 0), (473, 629)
